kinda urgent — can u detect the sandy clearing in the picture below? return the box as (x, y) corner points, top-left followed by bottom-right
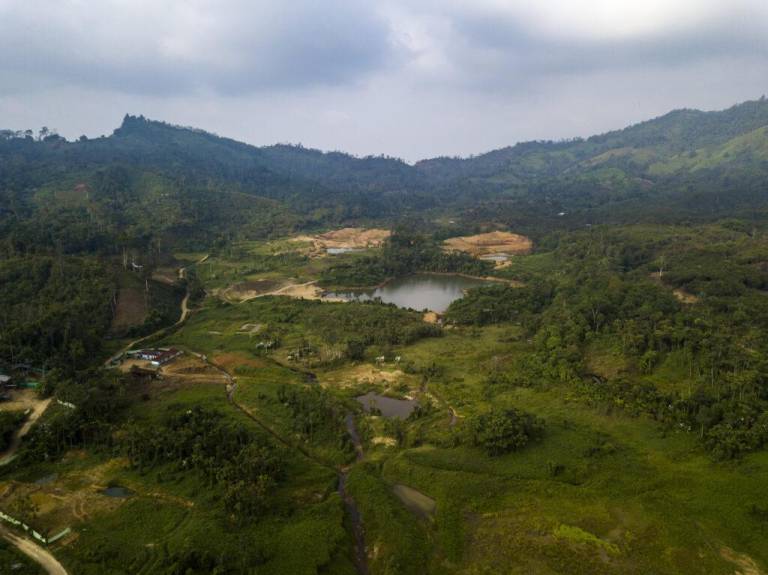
(0, 525), (68, 575)
(371, 436), (397, 447)
(649, 272), (699, 304)
(423, 312), (440, 324)
(316, 227), (390, 247)
(289, 227), (390, 256)
(720, 546), (765, 575)
(323, 364), (407, 389)
(159, 355), (230, 384)
(672, 288), (699, 304)
(443, 231), (533, 257)
(229, 280), (347, 303)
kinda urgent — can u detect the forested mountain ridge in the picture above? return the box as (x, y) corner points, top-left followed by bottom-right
(416, 96), (768, 182)
(3, 97), (768, 255)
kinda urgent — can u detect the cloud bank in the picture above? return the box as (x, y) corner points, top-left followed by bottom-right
(0, 0), (766, 159)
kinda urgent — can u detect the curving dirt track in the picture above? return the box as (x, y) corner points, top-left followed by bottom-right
(0, 395), (52, 466)
(0, 525), (68, 575)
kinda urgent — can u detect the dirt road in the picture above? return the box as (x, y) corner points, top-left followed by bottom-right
(0, 395), (52, 466)
(106, 254), (207, 366)
(0, 525), (68, 575)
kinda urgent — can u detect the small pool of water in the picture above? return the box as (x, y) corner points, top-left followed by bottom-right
(356, 392), (418, 419)
(327, 247), (363, 255)
(101, 486), (135, 498)
(392, 484), (436, 519)
(328, 273), (491, 312)
(34, 473), (58, 486)
(480, 253), (509, 262)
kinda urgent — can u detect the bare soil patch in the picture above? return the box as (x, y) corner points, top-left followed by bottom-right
(212, 353), (268, 372)
(443, 231), (533, 257)
(117, 358), (156, 373)
(160, 356), (229, 384)
(720, 547), (765, 575)
(238, 323), (263, 334)
(151, 267), (179, 286)
(323, 364), (409, 389)
(110, 288), (147, 331)
(290, 227), (390, 257)
(0, 458), (129, 535)
(0, 389), (51, 464)
(672, 288), (699, 304)
(223, 279), (283, 301)
(649, 272), (699, 304)
(224, 280), (346, 303)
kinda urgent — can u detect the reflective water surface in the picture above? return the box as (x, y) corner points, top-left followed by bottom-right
(328, 273), (490, 312)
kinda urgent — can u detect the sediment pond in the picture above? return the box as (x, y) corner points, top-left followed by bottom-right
(327, 273), (491, 312)
(101, 486), (135, 498)
(392, 484), (436, 519)
(356, 392), (418, 419)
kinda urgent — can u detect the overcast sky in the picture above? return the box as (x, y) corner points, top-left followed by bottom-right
(1, 0), (767, 161)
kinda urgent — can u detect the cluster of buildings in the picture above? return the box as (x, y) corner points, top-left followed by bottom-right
(0, 365), (41, 400)
(125, 347), (183, 367)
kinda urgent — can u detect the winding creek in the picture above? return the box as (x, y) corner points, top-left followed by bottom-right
(207, 355), (370, 574)
(341, 414), (368, 574)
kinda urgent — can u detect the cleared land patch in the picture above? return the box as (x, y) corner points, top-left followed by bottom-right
(159, 355), (229, 384)
(221, 278), (283, 301)
(110, 288), (147, 331)
(649, 272), (700, 304)
(443, 231), (533, 259)
(291, 227), (390, 257)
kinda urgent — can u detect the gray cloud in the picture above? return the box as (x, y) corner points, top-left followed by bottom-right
(398, 1), (768, 92)
(0, 0), (396, 95)
(0, 0), (767, 159)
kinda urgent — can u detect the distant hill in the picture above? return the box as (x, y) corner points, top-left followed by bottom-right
(2, 97), (768, 255)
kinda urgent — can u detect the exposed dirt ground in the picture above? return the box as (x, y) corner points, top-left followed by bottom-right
(649, 272), (700, 304)
(0, 524), (68, 575)
(151, 267), (179, 286)
(117, 358), (157, 373)
(211, 353), (268, 372)
(321, 364), (411, 390)
(223, 280), (347, 303)
(443, 231), (533, 257)
(291, 227), (390, 256)
(222, 279), (283, 301)
(720, 547), (765, 575)
(672, 288), (700, 304)
(0, 457), (128, 537)
(0, 390), (51, 465)
(110, 287), (147, 331)
(423, 311), (440, 324)
(159, 355), (229, 384)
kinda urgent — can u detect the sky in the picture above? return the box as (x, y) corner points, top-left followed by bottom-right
(1, 0), (767, 162)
